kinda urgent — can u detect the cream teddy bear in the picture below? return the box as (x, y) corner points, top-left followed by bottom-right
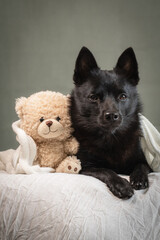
(15, 91), (81, 174)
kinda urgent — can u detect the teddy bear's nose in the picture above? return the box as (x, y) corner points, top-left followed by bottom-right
(46, 120), (53, 127)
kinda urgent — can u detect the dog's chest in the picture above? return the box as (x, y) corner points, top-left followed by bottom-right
(79, 139), (136, 174)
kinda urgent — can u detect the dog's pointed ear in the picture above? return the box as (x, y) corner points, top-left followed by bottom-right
(73, 47), (99, 85)
(115, 47), (139, 85)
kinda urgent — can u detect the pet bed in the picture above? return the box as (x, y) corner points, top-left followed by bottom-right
(0, 115), (160, 239)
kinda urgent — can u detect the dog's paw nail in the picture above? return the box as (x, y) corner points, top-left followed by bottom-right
(128, 190), (134, 197)
(138, 182), (142, 187)
(145, 182), (148, 188)
(117, 191), (122, 198)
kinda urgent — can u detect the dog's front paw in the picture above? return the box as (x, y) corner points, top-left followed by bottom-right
(108, 176), (134, 199)
(130, 172), (149, 190)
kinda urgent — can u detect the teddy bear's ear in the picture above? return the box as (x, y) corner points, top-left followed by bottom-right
(15, 97), (27, 118)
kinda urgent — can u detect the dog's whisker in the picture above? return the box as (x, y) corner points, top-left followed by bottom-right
(111, 132), (119, 142)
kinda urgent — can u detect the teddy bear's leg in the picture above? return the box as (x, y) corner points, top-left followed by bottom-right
(56, 156), (81, 174)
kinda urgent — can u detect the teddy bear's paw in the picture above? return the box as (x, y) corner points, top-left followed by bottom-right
(56, 156), (81, 174)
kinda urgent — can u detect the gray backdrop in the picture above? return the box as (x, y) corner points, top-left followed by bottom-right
(0, 0), (160, 150)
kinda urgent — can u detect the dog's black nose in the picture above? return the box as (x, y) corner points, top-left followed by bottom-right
(105, 112), (119, 121)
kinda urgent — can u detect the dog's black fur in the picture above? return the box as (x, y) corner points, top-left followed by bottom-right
(70, 47), (152, 199)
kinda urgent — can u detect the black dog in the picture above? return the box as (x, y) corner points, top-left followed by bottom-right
(70, 47), (151, 199)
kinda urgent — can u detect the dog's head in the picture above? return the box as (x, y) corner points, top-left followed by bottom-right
(71, 47), (141, 136)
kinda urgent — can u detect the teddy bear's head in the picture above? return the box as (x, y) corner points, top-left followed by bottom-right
(15, 91), (72, 142)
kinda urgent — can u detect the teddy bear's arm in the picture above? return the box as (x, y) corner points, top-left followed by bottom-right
(64, 137), (79, 155)
(36, 147), (58, 170)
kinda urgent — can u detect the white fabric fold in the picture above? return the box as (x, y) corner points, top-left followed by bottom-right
(140, 114), (160, 172)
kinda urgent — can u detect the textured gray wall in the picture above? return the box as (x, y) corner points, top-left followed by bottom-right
(0, 0), (160, 150)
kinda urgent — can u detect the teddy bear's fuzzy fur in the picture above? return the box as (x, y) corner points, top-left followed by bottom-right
(15, 91), (81, 173)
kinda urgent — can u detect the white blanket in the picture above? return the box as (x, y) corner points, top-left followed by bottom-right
(0, 116), (160, 239)
(0, 172), (160, 239)
(0, 114), (160, 174)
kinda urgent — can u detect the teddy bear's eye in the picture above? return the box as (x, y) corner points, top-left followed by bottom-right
(56, 116), (61, 122)
(40, 117), (44, 122)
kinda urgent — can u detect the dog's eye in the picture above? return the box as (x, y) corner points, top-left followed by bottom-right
(56, 116), (61, 122)
(88, 94), (99, 102)
(40, 117), (44, 122)
(118, 93), (127, 101)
